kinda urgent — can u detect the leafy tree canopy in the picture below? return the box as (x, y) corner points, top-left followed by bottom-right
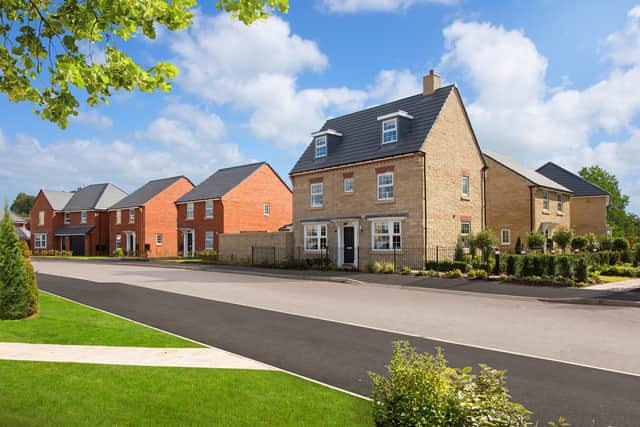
(9, 192), (36, 217)
(0, 0), (289, 127)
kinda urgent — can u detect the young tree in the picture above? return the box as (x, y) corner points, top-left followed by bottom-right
(471, 229), (497, 262)
(454, 237), (465, 262)
(571, 235), (588, 252)
(0, 207), (31, 320)
(0, 0), (289, 128)
(527, 232), (546, 251)
(10, 193), (36, 217)
(21, 242), (39, 316)
(552, 227), (574, 253)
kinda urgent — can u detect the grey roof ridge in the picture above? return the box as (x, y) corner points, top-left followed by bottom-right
(484, 151), (573, 193)
(536, 161), (610, 196)
(215, 161), (266, 173)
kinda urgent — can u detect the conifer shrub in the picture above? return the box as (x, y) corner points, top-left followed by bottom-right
(20, 241), (39, 316)
(0, 207), (31, 320)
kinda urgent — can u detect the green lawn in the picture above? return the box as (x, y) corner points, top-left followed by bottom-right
(0, 292), (200, 347)
(598, 275), (635, 283)
(0, 361), (372, 426)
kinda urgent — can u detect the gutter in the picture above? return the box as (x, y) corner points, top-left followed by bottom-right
(422, 152), (428, 249)
(529, 187), (535, 232)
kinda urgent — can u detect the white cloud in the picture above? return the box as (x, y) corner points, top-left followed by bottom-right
(77, 40), (106, 65)
(321, 0), (456, 13)
(368, 69), (421, 101)
(169, 13), (367, 147)
(70, 110), (113, 130)
(603, 5), (640, 66)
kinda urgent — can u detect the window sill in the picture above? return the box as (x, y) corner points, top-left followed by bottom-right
(204, 216), (214, 220)
(343, 192), (354, 196)
(556, 211), (564, 216)
(310, 206), (324, 210)
(460, 196), (471, 201)
(371, 248), (402, 252)
(542, 209), (550, 215)
(376, 199), (395, 204)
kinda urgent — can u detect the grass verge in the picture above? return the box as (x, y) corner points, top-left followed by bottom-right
(598, 275), (636, 283)
(0, 292), (200, 347)
(0, 361), (372, 426)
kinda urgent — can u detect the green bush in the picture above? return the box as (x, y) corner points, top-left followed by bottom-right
(113, 248), (124, 257)
(552, 227), (574, 253)
(543, 255), (557, 276)
(0, 207), (31, 320)
(585, 233), (599, 252)
(370, 341), (531, 427)
(527, 232), (546, 251)
(382, 263), (394, 274)
(471, 229), (497, 262)
(621, 248), (633, 264)
(474, 269), (488, 280)
(571, 235), (588, 252)
(21, 241), (39, 317)
(454, 238), (465, 262)
(599, 266), (640, 277)
(575, 258), (588, 284)
(613, 237), (630, 252)
(532, 256), (545, 277)
(600, 236), (614, 251)
(506, 255), (518, 276)
(365, 262), (383, 273)
(557, 256), (573, 279)
(400, 266), (412, 275)
(424, 260), (469, 273)
(521, 256), (535, 277)
(453, 261), (471, 273)
(447, 269), (464, 278)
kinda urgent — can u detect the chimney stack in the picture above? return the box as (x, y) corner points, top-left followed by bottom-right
(423, 69), (441, 96)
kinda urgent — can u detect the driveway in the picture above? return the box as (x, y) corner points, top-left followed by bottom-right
(37, 272), (640, 426)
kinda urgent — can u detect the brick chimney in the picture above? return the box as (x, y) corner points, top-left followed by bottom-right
(423, 69), (441, 96)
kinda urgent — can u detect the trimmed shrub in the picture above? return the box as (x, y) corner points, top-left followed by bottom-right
(571, 235), (588, 252)
(527, 232), (546, 251)
(370, 341), (531, 427)
(425, 260), (471, 273)
(613, 237), (630, 252)
(557, 256), (573, 279)
(454, 238), (465, 262)
(0, 207), (31, 320)
(575, 258), (588, 284)
(552, 227), (574, 253)
(447, 269), (464, 278)
(471, 229), (497, 262)
(599, 266), (640, 277)
(21, 241), (39, 316)
(521, 256), (535, 277)
(366, 262), (383, 273)
(532, 256), (545, 277)
(506, 255), (518, 276)
(544, 255), (557, 277)
(453, 261), (471, 273)
(474, 269), (488, 280)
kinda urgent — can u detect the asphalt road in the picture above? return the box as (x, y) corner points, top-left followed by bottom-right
(38, 273), (639, 426)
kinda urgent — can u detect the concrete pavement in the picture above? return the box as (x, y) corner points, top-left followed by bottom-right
(36, 273), (640, 426)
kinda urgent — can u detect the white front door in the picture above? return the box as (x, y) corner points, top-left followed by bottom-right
(183, 230), (194, 257)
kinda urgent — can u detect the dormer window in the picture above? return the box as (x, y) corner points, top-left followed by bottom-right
(315, 136), (327, 158)
(382, 119), (398, 144)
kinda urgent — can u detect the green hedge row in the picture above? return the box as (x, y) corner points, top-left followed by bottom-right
(502, 254), (589, 282)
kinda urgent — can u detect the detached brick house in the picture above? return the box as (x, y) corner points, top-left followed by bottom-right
(536, 162), (611, 236)
(289, 70), (486, 268)
(108, 176), (194, 257)
(31, 186), (127, 256)
(175, 162), (292, 257)
(484, 151), (573, 250)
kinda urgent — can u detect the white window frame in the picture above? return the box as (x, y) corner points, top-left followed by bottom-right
(371, 221), (402, 251)
(34, 233), (47, 249)
(304, 224), (327, 252)
(186, 202), (194, 220)
(156, 233), (163, 246)
(310, 182), (323, 207)
(205, 200), (214, 219)
(315, 136), (327, 158)
(80, 210), (88, 224)
(115, 234), (122, 250)
(344, 177), (353, 193)
(382, 118), (398, 144)
(501, 229), (511, 245)
(64, 212), (70, 224)
(557, 194), (563, 212)
(542, 191), (549, 211)
(377, 172), (394, 201)
(205, 231), (214, 251)
(115, 210), (121, 225)
(460, 221), (471, 249)
(461, 176), (470, 198)
(263, 203), (270, 216)
(128, 208), (136, 224)
(38, 210), (45, 226)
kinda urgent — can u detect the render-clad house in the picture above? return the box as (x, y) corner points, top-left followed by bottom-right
(1, 210), (31, 243)
(109, 176), (194, 257)
(536, 162), (611, 236)
(175, 162), (292, 257)
(484, 151), (573, 250)
(289, 70), (486, 268)
(30, 185), (127, 255)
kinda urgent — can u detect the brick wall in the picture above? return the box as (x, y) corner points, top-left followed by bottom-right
(61, 210), (110, 256)
(30, 192), (62, 251)
(109, 207), (143, 255)
(219, 231), (294, 262)
(570, 196), (608, 236)
(177, 200), (224, 254)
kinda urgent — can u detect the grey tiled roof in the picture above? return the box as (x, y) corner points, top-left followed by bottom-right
(176, 162), (266, 203)
(42, 190), (73, 211)
(536, 162), (610, 197)
(483, 151), (573, 193)
(290, 85), (455, 175)
(0, 210), (27, 224)
(110, 176), (190, 210)
(16, 227), (30, 240)
(63, 183), (127, 212)
(54, 225), (96, 236)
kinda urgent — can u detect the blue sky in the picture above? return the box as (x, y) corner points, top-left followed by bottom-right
(1, 0), (640, 213)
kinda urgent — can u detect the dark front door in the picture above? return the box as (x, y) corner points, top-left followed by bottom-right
(185, 231), (194, 257)
(343, 226), (355, 264)
(70, 236), (85, 256)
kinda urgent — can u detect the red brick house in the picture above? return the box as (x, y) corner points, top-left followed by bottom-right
(1, 209), (31, 244)
(30, 185), (127, 255)
(108, 176), (194, 257)
(175, 162), (292, 256)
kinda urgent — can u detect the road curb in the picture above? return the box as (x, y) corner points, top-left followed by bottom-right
(539, 297), (640, 308)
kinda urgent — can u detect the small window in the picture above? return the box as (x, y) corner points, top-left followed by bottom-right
(460, 221), (471, 249)
(205, 231), (214, 250)
(315, 136), (327, 158)
(382, 119), (398, 144)
(115, 234), (122, 250)
(128, 208), (136, 224)
(461, 176), (470, 198)
(344, 177), (353, 193)
(304, 224), (327, 251)
(115, 210), (121, 225)
(34, 233), (47, 249)
(310, 182), (323, 207)
(186, 202), (194, 220)
(557, 194), (563, 212)
(501, 229), (511, 245)
(542, 191), (549, 211)
(156, 233), (163, 246)
(80, 210), (88, 224)
(377, 172), (394, 200)
(205, 200), (214, 219)
(64, 212), (70, 224)
(372, 221), (402, 250)
(38, 210), (45, 226)
(263, 203), (270, 216)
